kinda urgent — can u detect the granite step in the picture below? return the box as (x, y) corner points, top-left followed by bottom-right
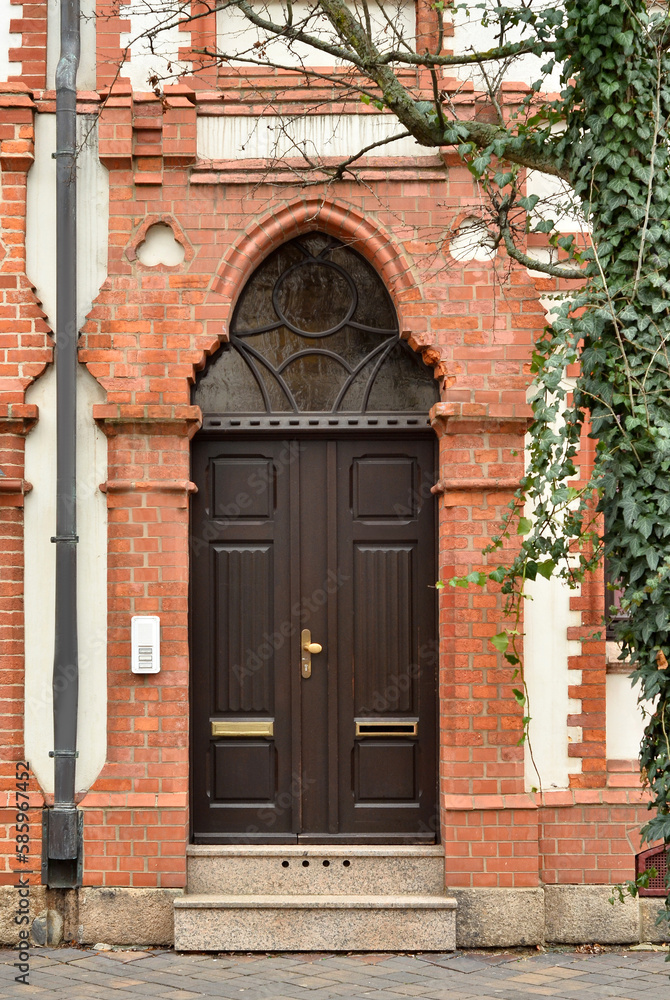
(173, 893), (457, 952)
(186, 844), (445, 896)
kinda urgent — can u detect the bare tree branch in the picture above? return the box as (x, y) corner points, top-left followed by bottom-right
(131, 0), (569, 179)
(500, 226), (584, 280)
(323, 128), (414, 179)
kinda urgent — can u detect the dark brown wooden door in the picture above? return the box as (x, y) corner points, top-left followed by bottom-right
(191, 435), (437, 843)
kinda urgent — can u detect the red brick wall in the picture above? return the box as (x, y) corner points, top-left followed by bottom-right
(0, 72), (650, 894)
(74, 81), (555, 886)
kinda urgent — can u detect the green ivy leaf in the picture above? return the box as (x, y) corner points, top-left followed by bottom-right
(490, 632), (509, 654)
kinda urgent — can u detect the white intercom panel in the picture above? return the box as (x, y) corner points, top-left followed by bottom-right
(131, 615), (161, 674)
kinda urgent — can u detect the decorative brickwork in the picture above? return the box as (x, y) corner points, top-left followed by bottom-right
(8, 0), (47, 91)
(0, 84), (50, 887)
(96, 0), (132, 91)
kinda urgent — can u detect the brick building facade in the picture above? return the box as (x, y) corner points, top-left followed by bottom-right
(0, 0), (659, 949)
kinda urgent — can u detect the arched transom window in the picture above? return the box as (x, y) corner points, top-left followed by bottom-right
(194, 233), (439, 430)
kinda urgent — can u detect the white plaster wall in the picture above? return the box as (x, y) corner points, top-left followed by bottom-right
(46, 0), (97, 91)
(526, 170), (588, 235)
(523, 575), (583, 791)
(197, 113), (433, 160)
(450, 1), (564, 92)
(217, 0), (414, 67)
(0, 1), (22, 81)
(26, 113), (110, 332)
(24, 112), (110, 795)
(606, 674), (648, 761)
(120, 1), (191, 92)
(24, 367), (108, 795)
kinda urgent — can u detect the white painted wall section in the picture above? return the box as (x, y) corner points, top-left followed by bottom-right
(449, 1), (563, 92)
(523, 575), (583, 791)
(0, 0), (22, 81)
(26, 113), (110, 332)
(46, 0), (97, 91)
(137, 223), (186, 266)
(217, 0), (414, 67)
(197, 113), (433, 160)
(24, 365), (108, 795)
(120, 1), (191, 92)
(606, 673), (648, 761)
(24, 111), (110, 795)
(526, 170), (588, 235)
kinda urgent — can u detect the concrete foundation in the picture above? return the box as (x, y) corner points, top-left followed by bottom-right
(77, 887), (183, 946)
(3, 878), (668, 949)
(639, 897), (670, 943)
(544, 885), (639, 944)
(451, 887), (545, 948)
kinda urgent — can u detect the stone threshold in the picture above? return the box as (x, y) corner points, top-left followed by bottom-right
(175, 893), (455, 910)
(187, 844), (444, 857)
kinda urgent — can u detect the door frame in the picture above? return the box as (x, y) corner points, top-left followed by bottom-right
(188, 426), (440, 846)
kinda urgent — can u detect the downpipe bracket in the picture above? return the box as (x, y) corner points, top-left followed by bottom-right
(42, 808), (84, 888)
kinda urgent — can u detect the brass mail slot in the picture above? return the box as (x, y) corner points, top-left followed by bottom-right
(211, 720), (274, 738)
(355, 720), (418, 737)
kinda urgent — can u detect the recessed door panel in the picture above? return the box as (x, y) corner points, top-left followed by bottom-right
(213, 742), (276, 802)
(356, 741), (417, 802)
(212, 457), (275, 519)
(213, 544), (273, 714)
(353, 544), (414, 716)
(353, 457), (417, 519)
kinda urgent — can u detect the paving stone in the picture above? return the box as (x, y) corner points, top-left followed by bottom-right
(3, 947), (670, 998)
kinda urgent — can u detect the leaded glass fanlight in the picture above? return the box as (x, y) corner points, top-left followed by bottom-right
(194, 233), (439, 429)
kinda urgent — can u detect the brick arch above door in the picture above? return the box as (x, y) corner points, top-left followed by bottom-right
(197, 196), (447, 387)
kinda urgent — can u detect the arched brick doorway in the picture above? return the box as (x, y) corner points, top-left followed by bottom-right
(190, 233), (439, 844)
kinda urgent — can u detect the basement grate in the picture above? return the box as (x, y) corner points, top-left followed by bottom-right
(636, 845), (668, 896)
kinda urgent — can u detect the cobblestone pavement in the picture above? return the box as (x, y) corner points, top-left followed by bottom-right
(0, 946), (669, 1000)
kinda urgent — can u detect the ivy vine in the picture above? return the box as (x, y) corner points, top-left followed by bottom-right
(443, 0), (670, 924)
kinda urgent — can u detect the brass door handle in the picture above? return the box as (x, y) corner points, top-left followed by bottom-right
(301, 629), (322, 678)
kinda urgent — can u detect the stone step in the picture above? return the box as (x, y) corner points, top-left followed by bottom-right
(174, 893), (457, 952)
(186, 844), (445, 896)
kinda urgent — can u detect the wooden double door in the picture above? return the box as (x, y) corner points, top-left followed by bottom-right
(191, 435), (437, 843)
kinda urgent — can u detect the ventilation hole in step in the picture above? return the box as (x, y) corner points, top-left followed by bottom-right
(322, 860), (330, 867)
(342, 859), (351, 867)
(302, 860), (310, 867)
(281, 861), (289, 868)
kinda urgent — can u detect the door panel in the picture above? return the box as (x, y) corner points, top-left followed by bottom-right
(213, 544), (273, 713)
(191, 441), (295, 842)
(191, 435), (437, 844)
(332, 439), (437, 841)
(353, 544), (414, 714)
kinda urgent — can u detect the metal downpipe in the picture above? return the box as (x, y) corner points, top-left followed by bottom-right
(44, 0), (82, 888)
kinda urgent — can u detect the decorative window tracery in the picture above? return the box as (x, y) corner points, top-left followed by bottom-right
(194, 233), (439, 424)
